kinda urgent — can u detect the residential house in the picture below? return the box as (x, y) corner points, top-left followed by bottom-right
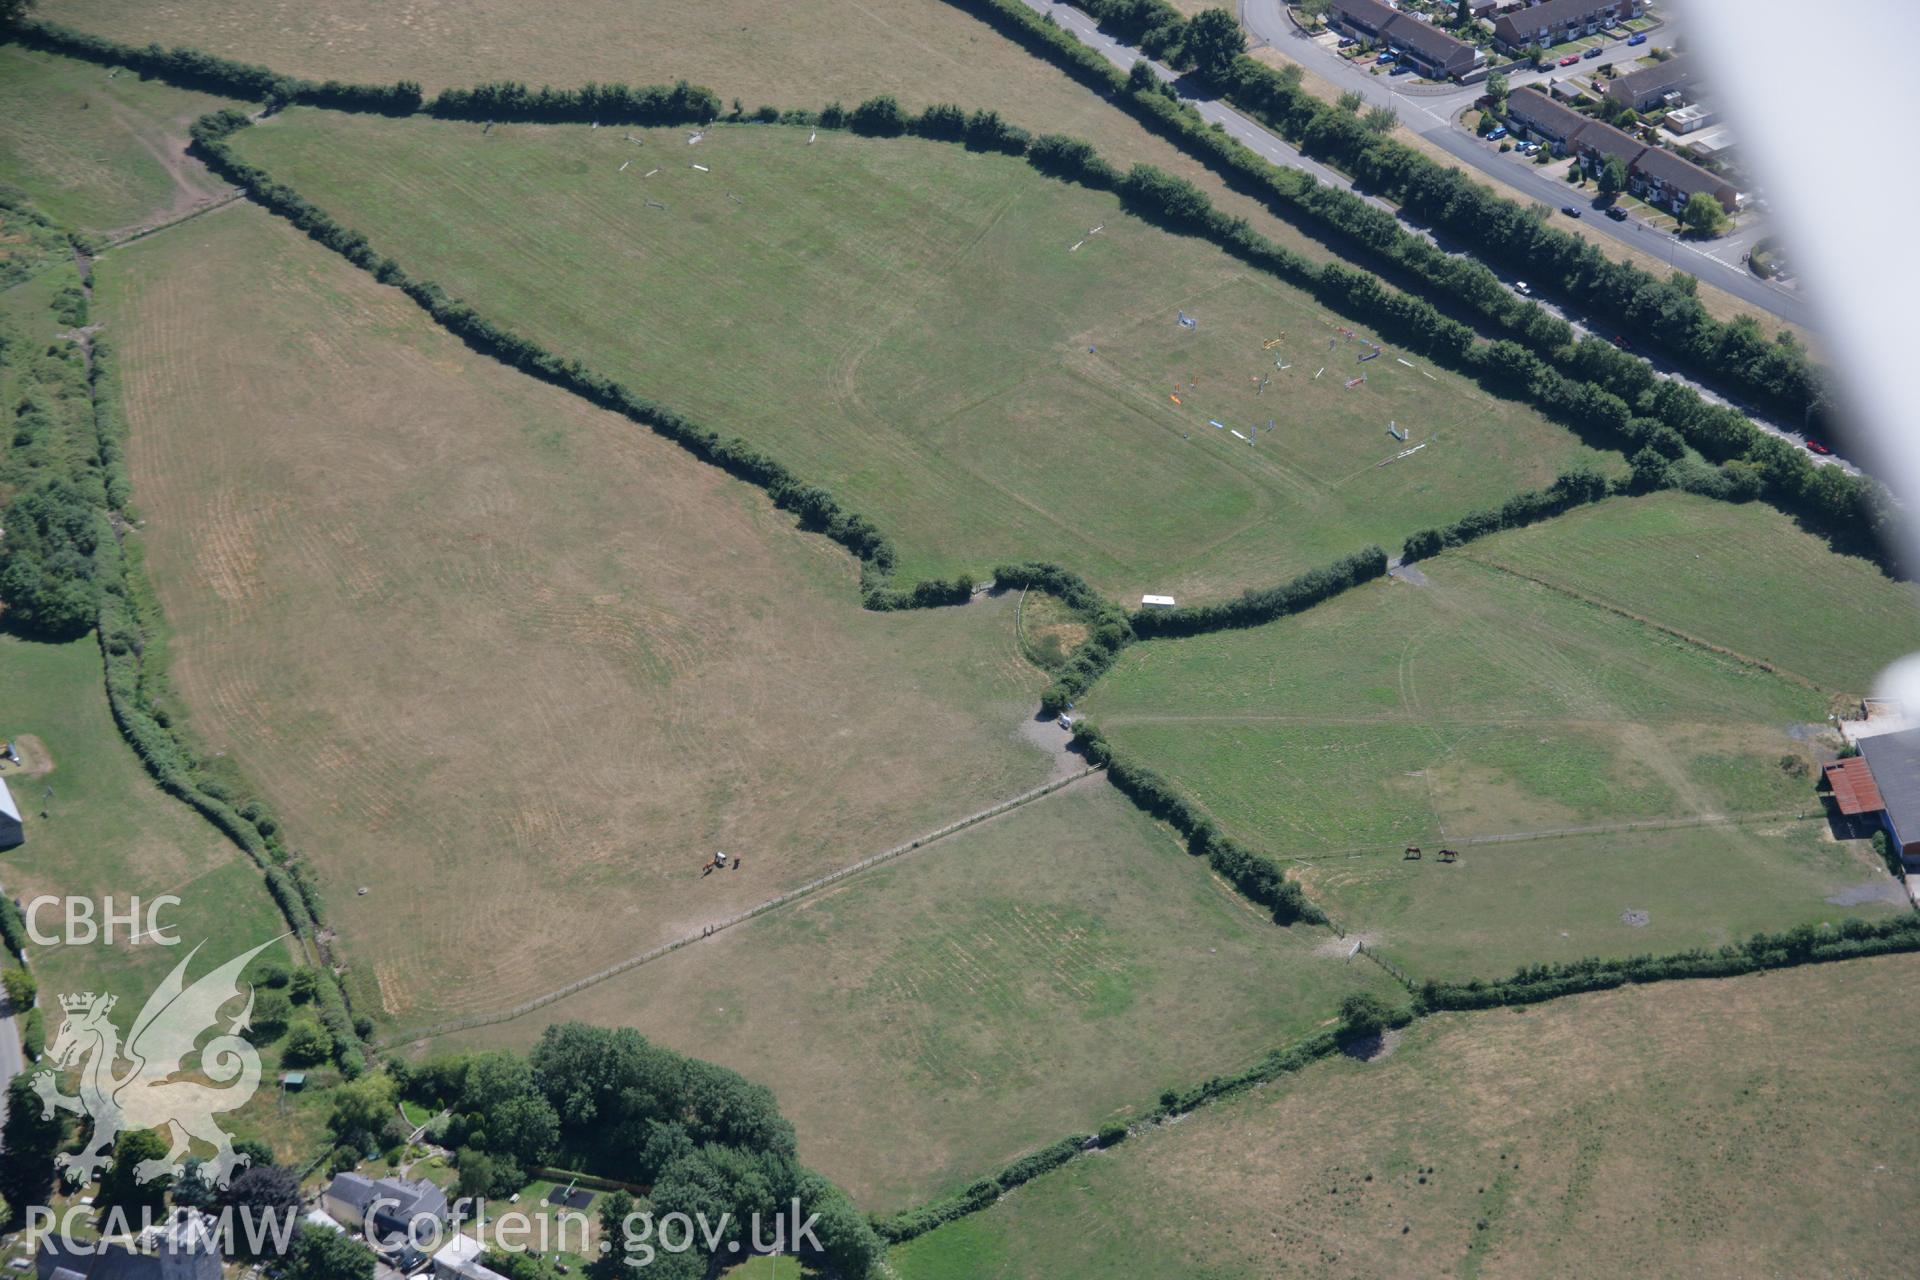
(1633, 143), (1736, 211)
(1327, 0), (1483, 80)
(323, 1172), (452, 1269)
(1503, 86), (1595, 152)
(1606, 55), (1693, 112)
(433, 1237), (509, 1280)
(1492, 0), (1638, 53)
(38, 1212), (222, 1280)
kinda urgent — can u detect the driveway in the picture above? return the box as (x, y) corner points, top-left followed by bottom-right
(1235, 0), (1806, 325)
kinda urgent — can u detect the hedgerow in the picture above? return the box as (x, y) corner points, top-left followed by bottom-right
(1401, 465), (1611, 561)
(1416, 915), (1920, 1012)
(929, 0), (1893, 567)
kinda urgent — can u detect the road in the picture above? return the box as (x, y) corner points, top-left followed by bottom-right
(1237, 0), (1806, 324)
(1015, 0), (1853, 471)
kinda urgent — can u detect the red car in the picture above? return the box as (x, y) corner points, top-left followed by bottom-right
(1558, 54), (1581, 66)
(1805, 440), (1832, 456)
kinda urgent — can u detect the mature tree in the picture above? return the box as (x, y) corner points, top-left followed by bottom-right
(171, 1158), (219, 1212)
(99, 1129), (172, 1217)
(1597, 153), (1628, 197)
(288, 967), (322, 1004)
(490, 1094), (560, 1169)
(281, 1017), (333, 1066)
(2, 966), (35, 1011)
(1485, 70), (1509, 111)
(285, 1226), (376, 1280)
(1362, 105), (1397, 134)
(1525, 41), (1545, 68)
(1337, 89), (1365, 115)
(1, 1075), (65, 1226)
(1680, 191), (1728, 236)
(1337, 992), (1393, 1043)
(1126, 59), (1158, 93)
(0, 0), (34, 29)
(327, 1073), (396, 1152)
(1455, 0), (1472, 24)
(1185, 8), (1246, 80)
(220, 1165), (302, 1257)
(586, 1191), (635, 1280)
(453, 1149), (520, 1200)
(247, 989), (292, 1043)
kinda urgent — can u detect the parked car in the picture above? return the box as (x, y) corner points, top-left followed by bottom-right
(1561, 204), (1582, 218)
(1583, 46), (1603, 59)
(1805, 440), (1832, 456)
(1558, 54), (1580, 66)
(1627, 32), (1648, 45)
(1611, 334), (1633, 351)
(1390, 63), (1412, 75)
(1378, 51), (1398, 63)
(1514, 281), (1532, 296)
(1487, 125), (1508, 140)
(1605, 205), (1627, 221)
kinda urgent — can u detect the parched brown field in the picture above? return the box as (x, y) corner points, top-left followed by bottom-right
(98, 203), (1059, 1031)
(37, 0), (1349, 272)
(435, 780), (1406, 1210)
(893, 952), (1920, 1278)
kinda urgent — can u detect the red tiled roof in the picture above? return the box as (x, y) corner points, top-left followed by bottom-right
(1824, 756), (1885, 816)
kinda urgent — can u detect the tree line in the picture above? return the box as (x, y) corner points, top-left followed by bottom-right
(935, 0), (1892, 568)
(946, 0), (1830, 434)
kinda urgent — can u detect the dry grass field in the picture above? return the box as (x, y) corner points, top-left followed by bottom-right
(892, 952), (1920, 1278)
(0, 44), (232, 236)
(435, 780), (1404, 1211)
(35, 0), (1361, 273)
(231, 114), (1608, 599)
(98, 203), (1060, 1032)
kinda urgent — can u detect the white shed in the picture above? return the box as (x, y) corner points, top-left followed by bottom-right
(0, 778), (21, 848)
(1140, 594), (1177, 609)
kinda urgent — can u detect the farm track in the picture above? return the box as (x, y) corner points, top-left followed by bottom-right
(377, 762), (1104, 1047)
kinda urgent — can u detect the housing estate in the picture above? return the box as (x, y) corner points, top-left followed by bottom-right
(1492, 0), (1640, 53)
(1327, 0), (1483, 80)
(1605, 55), (1693, 112)
(1503, 87), (1737, 213)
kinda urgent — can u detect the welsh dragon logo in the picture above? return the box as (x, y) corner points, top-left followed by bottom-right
(31, 938), (280, 1188)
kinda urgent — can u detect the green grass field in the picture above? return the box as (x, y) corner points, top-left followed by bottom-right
(1460, 491), (1920, 696)
(229, 113), (1610, 600)
(1077, 512), (1909, 979)
(1086, 550), (1827, 852)
(1296, 819), (1902, 981)
(98, 202), (1061, 1032)
(436, 781), (1403, 1211)
(890, 952), (1920, 1279)
(0, 635), (293, 1026)
(0, 44), (233, 236)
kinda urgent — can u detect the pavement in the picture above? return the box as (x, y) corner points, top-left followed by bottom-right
(1236, 0), (1808, 325)
(1014, 0), (1856, 472)
(0, 1000), (23, 1152)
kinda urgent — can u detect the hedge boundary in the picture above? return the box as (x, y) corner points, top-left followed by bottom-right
(931, 0), (1894, 571)
(941, 0), (1831, 437)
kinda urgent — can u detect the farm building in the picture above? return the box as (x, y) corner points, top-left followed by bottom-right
(0, 778), (21, 848)
(1825, 729), (1920, 858)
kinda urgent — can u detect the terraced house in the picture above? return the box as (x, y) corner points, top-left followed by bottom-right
(1503, 87), (1736, 214)
(1492, 0), (1640, 53)
(1327, 0), (1482, 80)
